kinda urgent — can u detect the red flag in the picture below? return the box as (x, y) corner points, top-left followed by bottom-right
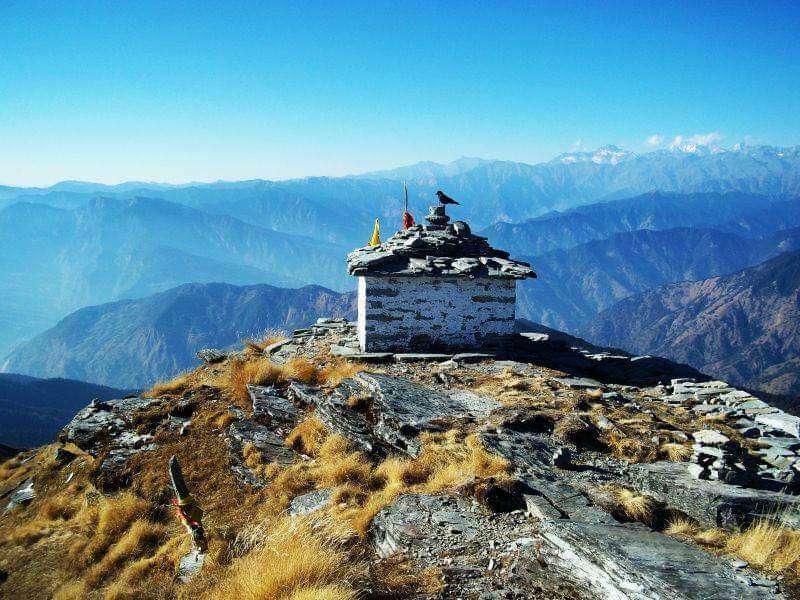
(402, 182), (414, 229)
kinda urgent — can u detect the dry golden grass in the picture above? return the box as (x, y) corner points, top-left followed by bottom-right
(83, 519), (167, 587)
(596, 484), (662, 528)
(606, 431), (657, 463)
(148, 372), (194, 397)
(242, 329), (287, 354)
(694, 526), (729, 548)
(659, 442), (691, 462)
(320, 359), (363, 387)
(664, 516), (700, 537)
(204, 355), (343, 402)
(71, 492), (151, 565)
(725, 519), (800, 575)
(286, 416), (329, 456)
(206, 515), (361, 599)
(265, 419), (511, 536)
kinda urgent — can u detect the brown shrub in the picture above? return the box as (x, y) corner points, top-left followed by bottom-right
(206, 515), (361, 599)
(148, 372), (194, 397)
(286, 416), (328, 456)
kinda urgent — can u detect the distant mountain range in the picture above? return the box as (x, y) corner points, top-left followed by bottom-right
(0, 373), (127, 448)
(585, 250), (800, 398)
(4, 144), (800, 233)
(3, 283), (356, 389)
(517, 225), (800, 330)
(0, 197), (349, 356)
(2, 144), (799, 392)
(482, 191), (800, 257)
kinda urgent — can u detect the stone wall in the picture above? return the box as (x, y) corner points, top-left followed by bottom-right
(357, 275), (516, 351)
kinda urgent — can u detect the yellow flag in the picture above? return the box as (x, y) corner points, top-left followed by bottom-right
(369, 218), (381, 246)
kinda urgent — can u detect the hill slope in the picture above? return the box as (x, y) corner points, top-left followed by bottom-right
(482, 192), (800, 257)
(0, 197), (349, 356)
(0, 374), (126, 448)
(584, 250), (800, 397)
(517, 226), (800, 330)
(3, 282), (355, 389)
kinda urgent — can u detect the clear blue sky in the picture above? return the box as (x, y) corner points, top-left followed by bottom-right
(1, 1), (799, 185)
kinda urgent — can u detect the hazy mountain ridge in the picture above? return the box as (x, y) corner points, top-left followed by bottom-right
(0, 197), (350, 356)
(0, 373), (127, 448)
(584, 250), (800, 398)
(516, 226), (800, 330)
(482, 192), (800, 256)
(4, 144), (800, 235)
(3, 282), (356, 389)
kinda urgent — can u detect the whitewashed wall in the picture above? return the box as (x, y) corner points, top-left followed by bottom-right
(357, 275), (516, 351)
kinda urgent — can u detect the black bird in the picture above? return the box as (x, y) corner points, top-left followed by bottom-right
(436, 190), (460, 205)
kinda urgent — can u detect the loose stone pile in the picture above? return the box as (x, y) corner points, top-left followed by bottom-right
(346, 205), (535, 280)
(661, 379), (800, 489)
(689, 429), (758, 486)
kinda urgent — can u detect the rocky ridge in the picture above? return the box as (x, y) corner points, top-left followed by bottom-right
(3, 318), (800, 598)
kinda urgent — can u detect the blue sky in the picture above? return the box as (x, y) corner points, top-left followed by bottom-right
(1, 1), (799, 185)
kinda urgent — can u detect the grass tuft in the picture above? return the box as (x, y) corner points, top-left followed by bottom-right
(208, 515), (361, 599)
(659, 442), (691, 462)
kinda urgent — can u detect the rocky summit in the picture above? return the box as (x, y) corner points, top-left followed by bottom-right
(1, 319), (800, 599)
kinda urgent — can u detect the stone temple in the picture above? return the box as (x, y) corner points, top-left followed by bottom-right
(346, 204), (536, 352)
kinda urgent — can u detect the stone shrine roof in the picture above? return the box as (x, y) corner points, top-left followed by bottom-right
(346, 205), (536, 280)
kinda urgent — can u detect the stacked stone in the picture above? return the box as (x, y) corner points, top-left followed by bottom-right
(425, 205), (450, 228)
(688, 429), (757, 486)
(346, 204), (533, 280)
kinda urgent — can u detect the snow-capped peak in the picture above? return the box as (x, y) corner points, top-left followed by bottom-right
(554, 145), (635, 165)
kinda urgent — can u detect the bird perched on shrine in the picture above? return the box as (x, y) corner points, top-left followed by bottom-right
(436, 190), (460, 205)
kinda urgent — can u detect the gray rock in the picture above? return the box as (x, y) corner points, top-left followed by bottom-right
(248, 385), (299, 424)
(196, 348), (227, 364)
(756, 413), (800, 438)
(627, 462), (800, 528)
(290, 488), (333, 516)
(692, 430), (732, 447)
(358, 373), (500, 456)
(227, 420), (295, 466)
(537, 519), (779, 599)
(4, 479), (34, 512)
(370, 494), (479, 559)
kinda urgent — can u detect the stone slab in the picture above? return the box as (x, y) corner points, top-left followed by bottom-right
(248, 385), (299, 424)
(537, 519), (780, 600)
(394, 353), (454, 362)
(756, 413), (800, 438)
(290, 488), (333, 516)
(626, 462), (800, 528)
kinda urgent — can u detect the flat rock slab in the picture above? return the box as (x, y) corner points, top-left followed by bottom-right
(394, 353), (454, 362)
(451, 352), (496, 362)
(626, 462), (800, 528)
(357, 373), (501, 456)
(371, 494), (480, 559)
(227, 420), (295, 466)
(248, 385), (299, 424)
(756, 413), (800, 438)
(290, 488), (333, 516)
(537, 519), (781, 600)
(60, 397), (162, 451)
(552, 376), (603, 389)
(335, 351), (395, 362)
